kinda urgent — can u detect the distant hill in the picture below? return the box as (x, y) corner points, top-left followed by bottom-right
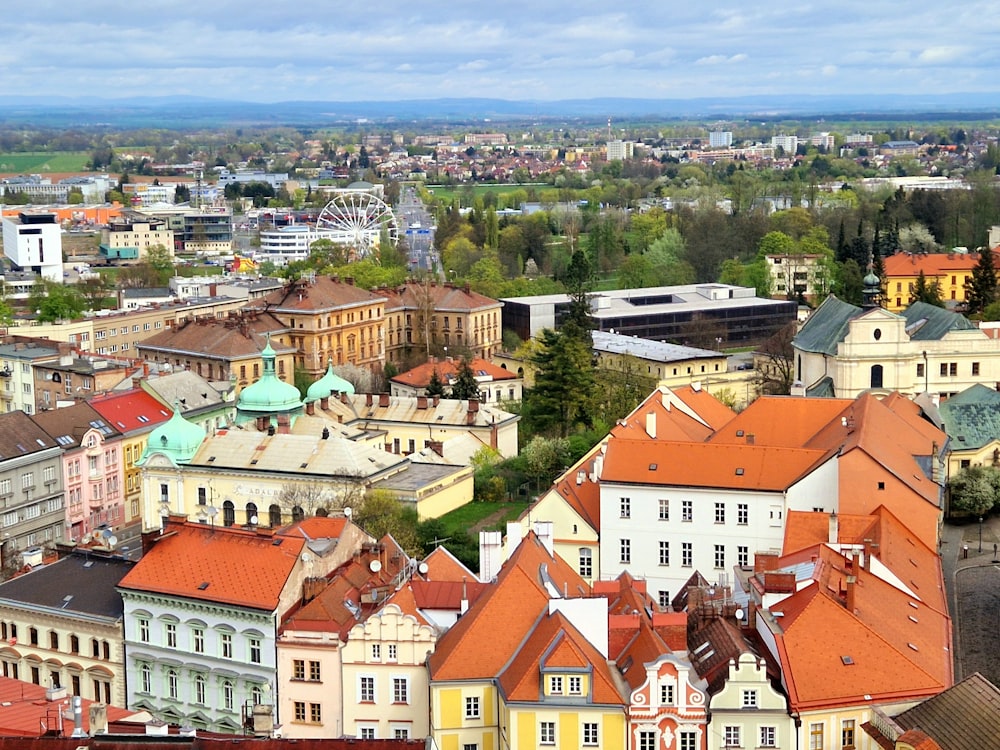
(1, 93), (999, 128)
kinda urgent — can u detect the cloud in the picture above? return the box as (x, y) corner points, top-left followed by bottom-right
(695, 54), (747, 66)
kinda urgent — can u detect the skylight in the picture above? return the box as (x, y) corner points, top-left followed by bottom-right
(841, 655), (854, 665)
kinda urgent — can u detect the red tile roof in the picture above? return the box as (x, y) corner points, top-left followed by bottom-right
(610, 386), (728, 442)
(709, 395), (853, 447)
(89, 389), (171, 434)
(258, 275), (386, 312)
(379, 281), (501, 313)
(421, 545), (478, 582)
(118, 521), (304, 611)
(391, 357), (516, 388)
(0, 678), (134, 736)
(410, 579), (490, 610)
(882, 251), (1000, 278)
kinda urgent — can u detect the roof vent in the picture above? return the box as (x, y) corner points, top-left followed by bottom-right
(841, 655), (854, 665)
(197, 582), (209, 590)
(735, 467), (744, 476)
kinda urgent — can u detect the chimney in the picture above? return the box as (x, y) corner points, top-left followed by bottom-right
(506, 522), (522, 561)
(321, 426), (330, 440)
(70, 695), (87, 739)
(379, 393), (390, 407)
(468, 399), (479, 412)
(460, 577), (469, 614)
(432, 395), (440, 407)
(746, 433), (755, 445)
(466, 410), (476, 426)
(89, 704), (108, 735)
(478, 530), (503, 581)
(366, 393), (374, 407)
(931, 441), (941, 483)
(828, 511), (839, 545)
(427, 439), (444, 457)
(645, 411), (656, 439)
(256, 415), (268, 432)
(417, 395), (428, 409)
(845, 575), (857, 612)
(534, 520), (554, 557)
(345, 276), (355, 286)
(302, 577), (326, 604)
(305, 401), (315, 416)
(276, 413), (291, 434)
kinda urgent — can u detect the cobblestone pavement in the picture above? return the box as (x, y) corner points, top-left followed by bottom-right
(941, 515), (1000, 685)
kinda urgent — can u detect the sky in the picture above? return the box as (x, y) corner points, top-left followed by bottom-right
(3, 1), (1000, 104)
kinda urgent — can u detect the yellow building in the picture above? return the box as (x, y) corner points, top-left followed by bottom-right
(251, 275), (387, 378)
(429, 535), (628, 750)
(882, 251), (999, 312)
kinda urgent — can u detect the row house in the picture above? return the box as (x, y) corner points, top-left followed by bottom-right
(117, 516), (369, 733)
(0, 550), (131, 705)
(32, 402), (124, 543)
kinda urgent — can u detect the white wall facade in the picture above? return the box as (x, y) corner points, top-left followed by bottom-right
(2, 214), (63, 281)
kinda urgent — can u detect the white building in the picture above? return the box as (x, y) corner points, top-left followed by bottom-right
(596, 436), (838, 605)
(709, 131), (733, 148)
(771, 134), (799, 154)
(1, 212), (63, 281)
(606, 140), (634, 161)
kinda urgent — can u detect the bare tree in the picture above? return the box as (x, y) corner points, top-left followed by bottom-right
(754, 321), (797, 395)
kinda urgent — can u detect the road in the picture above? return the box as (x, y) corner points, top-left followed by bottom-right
(395, 185), (438, 275)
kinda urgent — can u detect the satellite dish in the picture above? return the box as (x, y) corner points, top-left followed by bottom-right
(250, 515), (259, 525)
(343, 507), (353, 518)
(300, 552), (312, 563)
(369, 560), (382, 573)
(418, 562), (429, 575)
(735, 608), (745, 621)
(207, 506), (219, 517)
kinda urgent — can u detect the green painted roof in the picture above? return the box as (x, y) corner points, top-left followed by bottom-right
(939, 384), (1000, 451)
(901, 301), (978, 340)
(806, 376), (836, 398)
(793, 295), (862, 355)
(140, 403), (206, 465)
(237, 337), (303, 414)
(305, 358), (356, 402)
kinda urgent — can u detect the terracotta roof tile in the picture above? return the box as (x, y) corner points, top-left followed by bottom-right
(422, 545), (479, 582)
(258, 275), (386, 312)
(118, 520), (304, 611)
(138, 313), (293, 359)
(89, 389), (172, 434)
(379, 281), (501, 313)
(709, 395), (853, 447)
(391, 357), (516, 388)
(0, 677), (135, 736)
(0, 410), (60, 459)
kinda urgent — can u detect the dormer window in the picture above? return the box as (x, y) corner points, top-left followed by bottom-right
(549, 675), (563, 694)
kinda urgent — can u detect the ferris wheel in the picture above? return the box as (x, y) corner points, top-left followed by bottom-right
(316, 189), (398, 259)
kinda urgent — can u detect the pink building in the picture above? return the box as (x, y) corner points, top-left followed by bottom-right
(32, 402), (125, 542)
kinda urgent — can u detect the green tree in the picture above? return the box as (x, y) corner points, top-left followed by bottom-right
(450, 357), (481, 401)
(948, 465), (1000, 516)
(425, 369), (446, 398)
(525, 327), (595, 437)
(965, 250), (997, 315)
(29, 280), (87, 322)
(353, 490), (421, 556)
(912, 270), (944, 307)
(836, 259), (865, 305)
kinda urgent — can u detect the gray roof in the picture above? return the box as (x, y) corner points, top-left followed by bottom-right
(0, 553), (132, 620)
(141, 370), (228, 415)
(901, 301), (978, 340)
(891, 672), (1000, 750)
(938, 384), (1000, 451)
(371, 462), (467, 493)
(592, 330), (721, 361)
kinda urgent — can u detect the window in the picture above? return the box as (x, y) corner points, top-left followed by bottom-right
(916, 362), (925, 378)
(659, 541), (670, 566)
(973, 362), (981, 376)
(682, 499), (693, 521)
(682, 542), (692, 567)
(293, 660), (305, 680)
(309, 660), (321, 681)
(714, 544), (725, 569)
(140, 664), (151, 693)
(310, 703), (322, 723)
(49, 631), (59, 650)
(360, 728), (376, 740)
(249, 636), (261, 663)
(660, 682), (674, 705)
(620, 538), (631, 564)
(658, 498), (669, 520)
(192, 627), (204, 654)
(540, 721), (556, 745)
(724, 726), (741, 747)
(737, 503), (748, 525)
(392, 677), (408, 703)
(639, 731), (656, 750)
(950, 362), (958, 376)
(222, 680), (234, 711)
(569, 675), (582, 695)
(371, 643), (381, 661)
(715, 502), (725, 524)
(738, 545), (749, 568)
(195, 674), (206, 704)
(167, 669), (178, 700)
(70, 635), (79, 654)
(549, 675), (563, 694)
(742, 689), (758, 708)
(360, 675), (375, 702)
(760, 726), (776, 747)
(579, 548), (593, 577)
(387, 644), (397, 662)
(165, 622), (177, 648)
(294, 701), (306, 722)
(809, 723), (824, 750)
(679, 732), (697, 750)
(583, 722), (599, 746)
(465, 695), (481, 718)
(22, 472), (34, 490)
(841, 719), (855, 749)
(620, 497), (630, 518)
(220, 632), (233, 658)
(658, 590), (670, 608)
(940, 362), (948, 377)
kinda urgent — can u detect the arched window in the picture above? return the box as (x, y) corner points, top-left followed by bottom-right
(269, 504), (282, 527)
(139, 664), (152, 693)
(222, 500), (235, 527)
(870, 364), (884, 389)
(166, 668), (178, 699)
(194, 674), (206, 705)
(222, 680), (235, 711)
(292, 505), (304, 522)
(245, 502), (258, 526)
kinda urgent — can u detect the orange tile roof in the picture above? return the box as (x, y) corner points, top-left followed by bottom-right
(410, 579), (490, 610)
(762, 545), (952, 711)
(422, 545), (478, 582)
(671, 384), (738, 431)
(428, 533), (589, 682)
(259, 275), (386, 312)
(710, 395), (853, 447)
(882, 251), (999, 278)
(610, 386), (725, 442)
(543, 443), (604, 531)
(118, 521), (304, 611)
(601, 438), (832, 491)
(0, 678), (135, 736)
(379, 281), (501, 313)
(498, 610), (625, 705)
(391, 357), (516, 388)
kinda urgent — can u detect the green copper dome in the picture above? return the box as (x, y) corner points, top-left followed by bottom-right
(140, 402), (205, 465)
(237, 336), (304, 413)
(306, 358), (356, 402)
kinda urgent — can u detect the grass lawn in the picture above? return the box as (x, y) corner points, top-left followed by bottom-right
(425, 183), (539, 203)
(0, 152), (91, 173)
(437, 500), (530, 536)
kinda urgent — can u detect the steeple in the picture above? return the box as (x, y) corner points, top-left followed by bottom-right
(862, 252), (881, 310)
